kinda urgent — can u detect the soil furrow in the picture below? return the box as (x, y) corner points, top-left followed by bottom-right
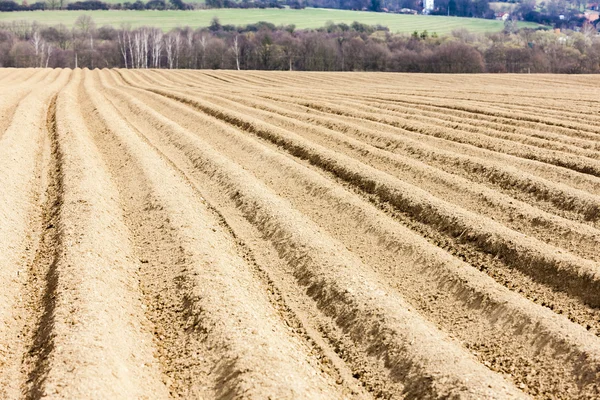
(256, 92), (600, 196)
(355, 94), (600, 141)
(212, 91), (600, 224)
(109, 70), (530, 399)
(3, 69), (600, 400)
(329, 96), (600, 152)
(355, 91), (600, 135)
(185, 91), (600, 258)
(102, 70), (403, 399)
(0, 70), (56, 141)
(132, 84), (600, 312)
(85, 69), (353, 400)
(0, 69), (71, 399)
(20, 70), (169, 399)
(106, 73), (600, 398)
(22, 93), (67, 400)
(346, 93), (600, 140)
(268, 96), (600, 178)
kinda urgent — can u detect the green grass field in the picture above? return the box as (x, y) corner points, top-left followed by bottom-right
(0, 8), (541, 33)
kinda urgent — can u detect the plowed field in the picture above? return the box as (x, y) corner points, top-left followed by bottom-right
(1, 69), (600, 399)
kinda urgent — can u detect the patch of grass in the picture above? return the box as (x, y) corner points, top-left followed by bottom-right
(0, 8), (542, 33)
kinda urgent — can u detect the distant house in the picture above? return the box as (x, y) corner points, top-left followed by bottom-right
(585, 11), (600, 22)
(423, 0), (434, 13)
(495, 12), (510, 20)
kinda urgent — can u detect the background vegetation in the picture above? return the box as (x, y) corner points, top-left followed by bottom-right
(0, 9), (541, 33)
(1, 17), (598, 72)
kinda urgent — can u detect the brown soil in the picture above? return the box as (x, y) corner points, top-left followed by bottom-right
(1, 68), (599, 399)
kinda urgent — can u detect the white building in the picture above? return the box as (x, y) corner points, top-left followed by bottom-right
(424, 0), (434, 13)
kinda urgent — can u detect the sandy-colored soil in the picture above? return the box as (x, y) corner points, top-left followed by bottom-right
(1, 69), (599, 399)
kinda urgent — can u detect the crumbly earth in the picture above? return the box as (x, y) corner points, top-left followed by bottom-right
(1, 69), (599, 399)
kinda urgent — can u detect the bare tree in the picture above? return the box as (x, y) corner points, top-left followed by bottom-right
(232, 35), (240, 70)
(199, 34), (207, 69)
(165, 33), (175, 69)
(163, 30), (180, 69)
(132, 28), (149, 68)
(185, 29), (194, 68)
(142, 28), (149, 68)
(174, 32), (181, 68)
(127, 29), (134, 68)
(5, 20), (30, 40)
(151, 28), (163, 68)
(582, 21), (596, 43)
(133, 30), (142, 68)
(282, 35), (299, 71)
(90, 34), (94, 69)
(73, 15), (96, 69)
(45, 44), (53, 68)
(40, 42), (46, 68)
(74, 15), (95, 36)
(55, 24), (71, 50)
(30, 30), (42, 62)
(30, 30), (45, 67)
(117, 28), (130, 68)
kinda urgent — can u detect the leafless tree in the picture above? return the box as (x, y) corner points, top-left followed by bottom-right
(151, 28), (163, 68)
(185, 29), (194, 68)
(132, 28), (149, 68)
(133, 30), (142, 68)
(74, 15), (95, 36)
(45, 44), (53, 67)
(165, 33), (175, 69)
(89, 35), (94, 69)
(55, 24), (71, 50)
(174, 32), (181, 68)
(232, 35), (240, 70)
(117, 28), (130, 68)
(199, 34), (207, 68)
(582, 21), (596, 43)
(164, 31), (182, 69)
(142, 29), (149, 68)
(30, 30), (46, 67)
(31, 30), (43, 61)
(127, 29), (134, 68)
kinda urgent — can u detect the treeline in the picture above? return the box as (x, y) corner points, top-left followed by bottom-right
(428, 0), (494, 18)
(1, 0), (594, 24)
(0, 0), (496, 17)
(1, 0), (597, 29)
(0, 0), (192, 11)
(1, 17), (600, 72)
(205, 0), (286, 9)
(206, 0), (494, 17)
